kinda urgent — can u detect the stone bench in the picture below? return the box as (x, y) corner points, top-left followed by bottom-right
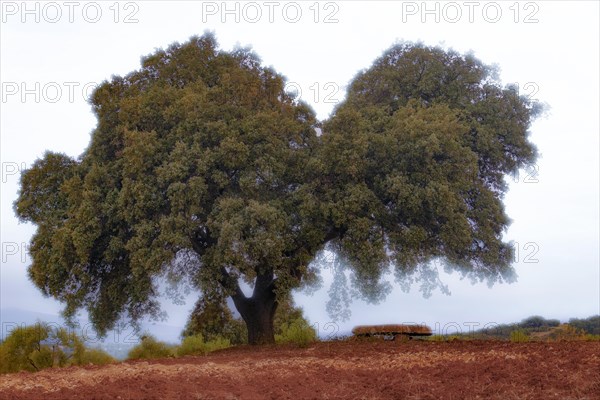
(352, 324), (432, 340)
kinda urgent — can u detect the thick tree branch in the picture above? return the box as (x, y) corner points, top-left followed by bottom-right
(324, 227), (342, 244)
(252, 269), (275, 299)
(189, 226), (216, 256)
(218, 266), (246, 300)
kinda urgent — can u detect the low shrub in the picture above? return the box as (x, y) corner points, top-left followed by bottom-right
(0, 324), (52, 373)
(275, 318), (317, 348)
(510, 329), (530, 343)
(79, 348), (116, 365)
(127, 335), (175, 360)
(567, 315), (600, 335)
(198, 336), (230, 354)
(582, 334), (600, 341)
(548, 324), (586, 341)
(177, 334), (205, 357)
(176, 334), (230, 357)
(0, 322), (115, 374)
(427, 334), (464, 342)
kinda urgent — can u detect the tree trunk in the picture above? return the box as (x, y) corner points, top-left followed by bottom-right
(233, 293), (277, 345)
(231, 270), (278, 345)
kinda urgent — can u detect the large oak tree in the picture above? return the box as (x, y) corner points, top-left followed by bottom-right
(15, 34), (541, 344)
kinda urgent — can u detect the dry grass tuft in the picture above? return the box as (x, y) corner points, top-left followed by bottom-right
(352, 324), (432, 337)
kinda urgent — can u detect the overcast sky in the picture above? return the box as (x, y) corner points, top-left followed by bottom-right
(1, 1), (598, 342)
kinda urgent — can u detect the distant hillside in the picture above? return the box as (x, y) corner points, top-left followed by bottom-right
(1, 308), (64, 330)
(567, 316), (600, 335)
(467, 315), (600, 339)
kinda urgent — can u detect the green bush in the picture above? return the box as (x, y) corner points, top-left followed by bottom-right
(0, 323), (86, 373)
(568, 315), (600, 335)
(521, 315), (560, 330)
(0, 322), (113, 374)
(427, 334), (464, 342)
(548, 324), (586, 341)
(127, 335), (175, 360)
(0, 323), (52, 373)
(176, 334), (230, 357)
(79, 348), (116, 365)
(201, 336), (231, 353)
(177, 334), (205, 356)
(182, 295), (247, 345)
(275, 318), (317, 347)
(510, 329), (530, 343)
(582, 334), (600, 341)
(27, 345), (54, 370)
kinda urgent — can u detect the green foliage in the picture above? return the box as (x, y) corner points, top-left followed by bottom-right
(78, 348), (116, 365)
(510, 329), (530, 343)
(424, 333), (463, 342)
(273, 296), (305, 336)
(27, 345), (54, 369)
(462, 316), (600, 342)
(0, 322), (113, 374)
(14, 34), (542, 341)
(128, 333), (230, 360)
(176, 334), (206, 356)
(127, 335), (176, 360)
(14, 33), (321, 338)
(13, 152), (78, 225)
(176, 334), (230, 357)
(321, 41), (542, 299)
(182, 294), (311, 345)
(182, 294), (247, 345)
(548, 324), (586, 341)
(582, 334), (600, 342)
(393, 316), (598, 343)
(275, 317), (317, 347)
(567, 315), (600, 335)
(0, 323), (52, 373)
(475, 316), (567, 339)
(521, 315), (560, 329)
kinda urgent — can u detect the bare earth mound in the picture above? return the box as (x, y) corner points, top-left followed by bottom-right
(1, 341), (598, 399)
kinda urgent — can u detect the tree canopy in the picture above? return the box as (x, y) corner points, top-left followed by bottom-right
(15, 34), (542, 344)
(319, 43), (541, 303)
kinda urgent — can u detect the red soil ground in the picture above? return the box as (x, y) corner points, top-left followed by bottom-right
(1, 340), (599, 399)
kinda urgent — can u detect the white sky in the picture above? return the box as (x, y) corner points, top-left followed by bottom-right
(1, 1), (599, 342)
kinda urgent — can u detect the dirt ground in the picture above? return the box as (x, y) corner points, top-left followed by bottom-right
(1, 340), (599, 400)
